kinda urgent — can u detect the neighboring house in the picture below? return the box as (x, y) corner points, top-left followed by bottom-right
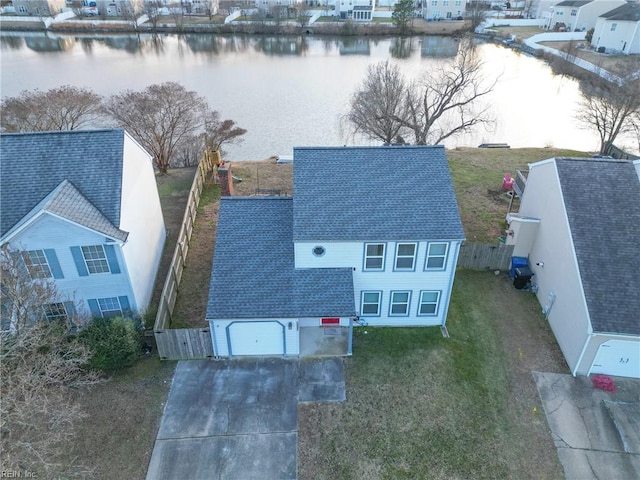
(335, 0), (375, 21)
(0, 129), (166, 325)
(547, 0), (625, 31)
(11, 0), (67, 16)
(206, 146), (465, 357)
(506, 157), (640, 378)
(592, 2), (640, 54)
(423, 0), (466, 21)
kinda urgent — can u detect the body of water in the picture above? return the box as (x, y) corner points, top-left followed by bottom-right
(1, 32), (634, 159)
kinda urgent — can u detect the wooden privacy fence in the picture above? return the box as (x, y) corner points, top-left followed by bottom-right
(457, 243), (514, 271)
(154, 150), (218, 360)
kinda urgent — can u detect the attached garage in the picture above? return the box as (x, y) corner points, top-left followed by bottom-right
(227, 321), (285, 356)
(590, 340), (640, 378)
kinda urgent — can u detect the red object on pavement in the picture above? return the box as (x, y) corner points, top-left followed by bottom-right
(591, 374), (616, 392)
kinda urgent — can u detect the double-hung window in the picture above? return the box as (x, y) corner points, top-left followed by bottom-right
(390, 291), (411, 316)
(418, 291), (441, 316)
(394, 243), (417, 270)
(425, 242), (449, 270)
(98, 297), (124, 318)
(364, 243), (385, 271)
(82, 245), (110, 274)
(23, 250), (52, 278)
(361, 291), (381, 316)
(43, 303), (68, 321)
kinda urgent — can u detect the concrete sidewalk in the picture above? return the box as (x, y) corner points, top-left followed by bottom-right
(534, 372), (640, 480)
(146, 357), (345, 480)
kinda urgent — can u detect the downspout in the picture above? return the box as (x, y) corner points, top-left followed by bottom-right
(573, 333), (593, 377)
(347, 317), (353, 356)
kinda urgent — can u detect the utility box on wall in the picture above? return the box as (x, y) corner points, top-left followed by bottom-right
(505, 213), (541, 258)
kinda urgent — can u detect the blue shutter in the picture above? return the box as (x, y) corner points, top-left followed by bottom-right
(70, 247), (89, 276)
(118, 296), (131, 317)
(87, 299), (101, 318)
(44, 249), (64, 279)
(104, 244), (121, 274)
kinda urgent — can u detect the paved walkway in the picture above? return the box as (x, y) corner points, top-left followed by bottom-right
(534, 372), (640, 480)
(146, 357), (345, 480)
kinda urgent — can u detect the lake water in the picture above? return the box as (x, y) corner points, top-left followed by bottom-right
(1, 32), (635, 160)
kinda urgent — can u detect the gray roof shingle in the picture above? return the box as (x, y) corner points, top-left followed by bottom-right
(555, 158), (640, 336)
(599, 3), (640, 21)
(1, 129), (126, 239)
(292, 146), (465, 241)
(206, 197), (355, 319)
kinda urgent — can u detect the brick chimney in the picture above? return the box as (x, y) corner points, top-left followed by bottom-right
(217, 162), (234, 197)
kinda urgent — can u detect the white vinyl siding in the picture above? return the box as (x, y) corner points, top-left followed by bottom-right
(364, 243), (385, 271)
(394, 243), (417, 271)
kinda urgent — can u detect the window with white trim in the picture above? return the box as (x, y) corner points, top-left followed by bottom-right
(418, 291), (441, 316)
(361, 291), (381, 316)
(455, 0), (461, 6)
(395, 243), (417, 270)
(570, 9), (577, 16)
(610, 23), (617, 31)
(23, 250), (52, 278)
(431, 0), (437, 5)
(390, 291), (410, 316)
(82, 245), (110, 274)
(364, 243), (385, 270)
(98, 297), (123, 318)
(425, 242), (449, 270)
(43, 303), (67, 321)
(443, 0), (449, 6)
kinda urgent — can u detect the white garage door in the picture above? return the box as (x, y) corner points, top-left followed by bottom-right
(590, 340), (640, 378)
(228, 321), (284, 356)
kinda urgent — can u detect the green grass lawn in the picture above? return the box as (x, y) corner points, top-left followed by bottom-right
(299, 269), (566, 479)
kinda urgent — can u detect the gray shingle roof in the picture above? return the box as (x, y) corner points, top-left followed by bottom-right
(599, 2), (640, 21)
(3, 180), (128, 241)
(292, 146), (465, 241)
(1, 129), (126, 239)
(556, 1), (591, 7)
(555, 158), (640, 336)
(206, 197), (355, 319)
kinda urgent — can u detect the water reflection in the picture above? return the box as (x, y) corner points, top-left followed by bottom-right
(25, 36), (74, 52)
(253, 36), (309, 56)
(339, 38), (370, 55)
(420, 36), (459, 57)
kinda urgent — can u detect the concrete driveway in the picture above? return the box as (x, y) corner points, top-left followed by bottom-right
(146, 357), (345, 480)
(534, 372), (640, 480)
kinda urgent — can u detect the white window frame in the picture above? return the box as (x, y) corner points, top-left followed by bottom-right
(43, 303), (68, 321)
(23, 249), (52, 278)
(570, 9), (577, 16)
(364, 243), (386, 271)
(81, 245), (110, 274)
(361, 291), (382, 317)
(97, 297), (123, 318)
(389, 291), (411, 316)
(394, 242), (417, 271)
(418, 290), (441, 316)
(610, 23), (617, 31)
(425, 242), (449, 270)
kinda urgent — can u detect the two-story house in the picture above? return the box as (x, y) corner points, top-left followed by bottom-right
(0, 129), (166, 327)
(11, 0), (67, 16)
(506, 157), (640, 378)
(548, 0), (625, 31)
(591, 2), (640, 54)
(423, 0), (466, 21)
(335, 0), (375, 21)
(206, 146), (465, 357)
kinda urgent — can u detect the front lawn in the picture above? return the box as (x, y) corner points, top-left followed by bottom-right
(298, 269), (568, 479)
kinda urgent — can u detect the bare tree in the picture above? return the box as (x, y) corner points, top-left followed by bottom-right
(345, 37), (495, 146)
(103, 82), (246, 173)
(1, 246), (102, 477)
(577, 68), (640, 154)
(203, 111), (247, 153)
(466, 1), (488, 31)
(344, 60), (410, 144)
(0, 86), (104, 133)
(143, 0), (162, 29)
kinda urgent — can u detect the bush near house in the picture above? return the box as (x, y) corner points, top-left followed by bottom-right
(80, 316), (142, 371)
